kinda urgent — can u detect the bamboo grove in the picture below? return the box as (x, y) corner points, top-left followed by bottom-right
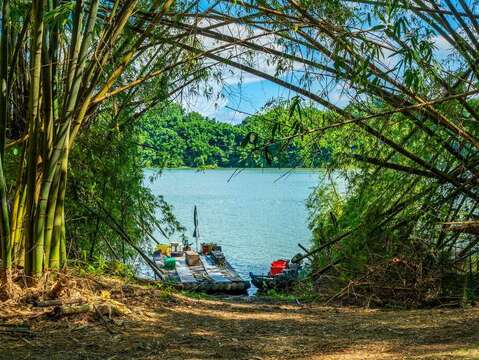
(0, 0), (225, 291)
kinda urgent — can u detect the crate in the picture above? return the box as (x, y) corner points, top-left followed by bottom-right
(185, 251), (200, 266)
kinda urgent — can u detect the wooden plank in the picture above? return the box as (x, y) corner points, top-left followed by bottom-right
(200, 255), (231, 283)
(175, 257), (197, 284)
(223, 260), (243, 281)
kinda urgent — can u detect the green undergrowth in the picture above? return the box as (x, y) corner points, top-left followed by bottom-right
(71, 256), (136, 279)
(258, 280), (320, 303)
(180, 290), (217, 300)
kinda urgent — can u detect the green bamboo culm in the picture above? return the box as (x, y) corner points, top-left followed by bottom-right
(12, 188), (26, 267)
(59, 134), (69, 269)
(43, 165), (61, 269)
(0, 155), (11, 271)
(0, 0), (9, 159)
(24, 0), (44, 278)
(0, 0), (10, 279)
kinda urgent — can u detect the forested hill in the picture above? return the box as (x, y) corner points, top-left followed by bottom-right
(140, 103), (329, 168)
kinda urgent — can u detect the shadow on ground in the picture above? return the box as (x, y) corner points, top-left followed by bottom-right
(1, 295), (478, 359)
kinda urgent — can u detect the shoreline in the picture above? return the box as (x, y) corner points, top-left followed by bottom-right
(144, 166), (324, 171)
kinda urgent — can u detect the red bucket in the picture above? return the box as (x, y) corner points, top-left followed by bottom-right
(269, 259), (289, 276)
(202, 243), (211, 255)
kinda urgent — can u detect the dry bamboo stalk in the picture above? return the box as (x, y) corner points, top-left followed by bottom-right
(33, 297), (86, 307)
(52, 303), (93, 318)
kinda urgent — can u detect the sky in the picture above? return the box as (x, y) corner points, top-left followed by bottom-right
(175, 7), (312, 124)
(181, 74), (296, 124)
(177, 8), (456, 125)
(179, 40), (454, 125)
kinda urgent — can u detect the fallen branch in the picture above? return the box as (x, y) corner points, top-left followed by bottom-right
(51, 304), (93, 318)
(93, 304), (116, 335)
(50, 301), (131, 319)
(33, 297), (86, 308)
(0, 326), (35, 337)
(309, 258), (344, 279)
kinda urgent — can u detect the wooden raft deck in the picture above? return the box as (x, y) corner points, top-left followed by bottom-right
(161, 254), (250, 294)
(175, 257), (197, 285)
(200, 255), (230, 283)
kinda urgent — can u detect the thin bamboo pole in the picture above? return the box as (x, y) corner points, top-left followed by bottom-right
(0, 156), (11, 270)
(12, 189), (26, 267)
(0, 0), (9, 158)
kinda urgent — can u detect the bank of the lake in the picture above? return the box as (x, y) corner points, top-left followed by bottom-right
(143, 168), (324, 288)
(5, 272), (479, 360)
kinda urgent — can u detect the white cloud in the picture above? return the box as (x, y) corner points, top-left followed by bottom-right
(178, 20), (287, 120)
(196, 20), (285, 84)
(177, 20), (339, 120)
(432, 34), (454, 58)
(178, 79), (227, 118)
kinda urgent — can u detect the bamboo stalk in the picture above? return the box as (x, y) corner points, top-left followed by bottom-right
(43, 165), (61, 268)
(0, 156), (11, 270)
(24, 0), (45, 277)
(0, 0), (9, 158)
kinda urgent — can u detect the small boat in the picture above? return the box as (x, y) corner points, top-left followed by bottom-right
(153, 242), (250, 294)
(152, 207), (249, 294)
(250, 259), (301, 291)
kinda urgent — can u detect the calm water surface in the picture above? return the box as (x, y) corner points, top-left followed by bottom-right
(144, 168), (322, 291)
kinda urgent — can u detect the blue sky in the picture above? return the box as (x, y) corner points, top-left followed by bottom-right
(181, 66), (358, 124)
(213, 78), (296, 123)
(180, 45), (454, 124)
(179, 8), (455, 125)
(181, 72), (315, 124)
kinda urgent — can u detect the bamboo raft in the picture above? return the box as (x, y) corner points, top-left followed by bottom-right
(154, 249), (250, 294)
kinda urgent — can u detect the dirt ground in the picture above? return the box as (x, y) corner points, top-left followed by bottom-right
(1, 277), (478, 360)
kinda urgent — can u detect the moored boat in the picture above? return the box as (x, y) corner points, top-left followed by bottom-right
(153, 242), (250, 294)
(250, 258), (302, 291)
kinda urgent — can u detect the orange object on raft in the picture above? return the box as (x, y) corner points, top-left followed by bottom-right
(269, 259), (289, 276)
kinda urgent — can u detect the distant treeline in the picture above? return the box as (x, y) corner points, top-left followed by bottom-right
(140, 103), (330, 168)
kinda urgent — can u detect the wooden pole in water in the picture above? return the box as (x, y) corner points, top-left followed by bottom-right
(193, 205), (199, 252)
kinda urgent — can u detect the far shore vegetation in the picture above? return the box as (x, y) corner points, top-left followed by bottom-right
(140, 102), (332, 169)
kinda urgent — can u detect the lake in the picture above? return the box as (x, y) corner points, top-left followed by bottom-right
(143, 168), (322, 292)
